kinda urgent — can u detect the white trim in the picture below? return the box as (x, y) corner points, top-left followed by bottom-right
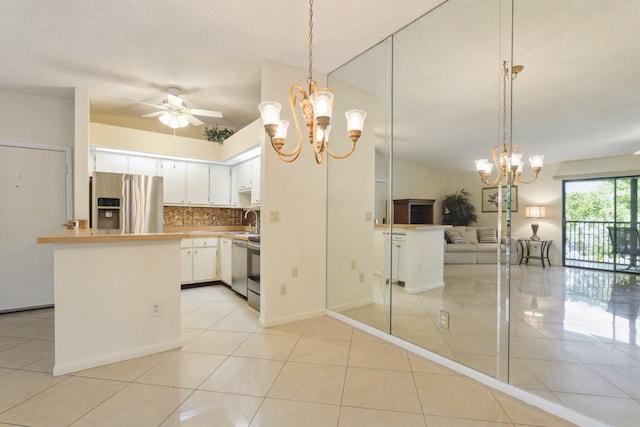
(327, 297), (374, 312)
(0, 140), (72, 221)
(259, 308), (326, 328)
(326, 309), (609, 427)
(404, 282), (444, 294)
(93, 145), (261, 166)
(53, 339), (182, 376)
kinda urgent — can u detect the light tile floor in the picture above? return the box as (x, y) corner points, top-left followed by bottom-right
(0, 284), (575, 426)
(340, 264), (640, 427)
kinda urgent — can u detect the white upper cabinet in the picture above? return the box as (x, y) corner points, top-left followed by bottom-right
(160, 160), (186, 204)
(230, 166), (240, 208)
(250, 157), (261, 207)
(236, 160), (252, 191)
(94, 151), (128, 174)
(209, 165), (231, 207)
(128, 155), (160, 176)
(185, 162), (210, 206)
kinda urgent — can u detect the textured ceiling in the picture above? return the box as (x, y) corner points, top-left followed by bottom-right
(1, 0), (638, 172)
(0, 0), (442, 139)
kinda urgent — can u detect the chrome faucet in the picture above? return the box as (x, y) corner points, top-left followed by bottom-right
(244, 209), (259, 234)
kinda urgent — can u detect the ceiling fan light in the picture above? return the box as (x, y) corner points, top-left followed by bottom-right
(177, 115), (189, 128)
(159, 112), (172, 127)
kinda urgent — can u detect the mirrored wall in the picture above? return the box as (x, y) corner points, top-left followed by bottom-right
(327, 0), (640, 425)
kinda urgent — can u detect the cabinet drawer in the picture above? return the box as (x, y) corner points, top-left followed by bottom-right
(180, 239), (193, 248)
(192, 237), (218, 248)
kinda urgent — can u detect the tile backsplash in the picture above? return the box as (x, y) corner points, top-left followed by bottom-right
(164, 206), (258, 227)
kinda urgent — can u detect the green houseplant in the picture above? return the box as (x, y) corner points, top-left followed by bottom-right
(204, 125), (234, 145)
(442, 188), (478, 226)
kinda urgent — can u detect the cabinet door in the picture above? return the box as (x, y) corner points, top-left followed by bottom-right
(210, 165), (231, 207)
(128, 155), (159, 176)
(160, 160), (186, 204)
(220, 238), (232, 285)
(250, 157), (261, 206)
(94, 152), (128, 173)
(236, 160), (252, 191)
(186, 162), (210, 206)
(193, 247), (217, 281)
(181, 247), (193, 283)
(230, 166), (239, 208)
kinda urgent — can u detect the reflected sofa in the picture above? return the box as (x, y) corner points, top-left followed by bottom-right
(443, 226), (518, 264)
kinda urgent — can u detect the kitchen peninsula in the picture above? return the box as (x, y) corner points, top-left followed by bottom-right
(38, 229), (190, 376)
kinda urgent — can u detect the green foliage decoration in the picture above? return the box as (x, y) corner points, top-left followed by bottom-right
(204, 125), (234, 145)
(441, 188), (478, 226)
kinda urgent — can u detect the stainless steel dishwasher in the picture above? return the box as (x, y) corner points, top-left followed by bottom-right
(231, 240), (248, 297)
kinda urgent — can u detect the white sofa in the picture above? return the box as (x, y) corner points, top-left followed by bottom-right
(444, 226), (518, 264)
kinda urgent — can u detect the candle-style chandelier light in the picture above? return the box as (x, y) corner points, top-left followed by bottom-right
(475, 61), (543, 186)
(258, 0), (366, 164)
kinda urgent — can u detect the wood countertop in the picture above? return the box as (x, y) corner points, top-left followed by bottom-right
(38, 226), (256, 244)
(374, 224), (451, 231)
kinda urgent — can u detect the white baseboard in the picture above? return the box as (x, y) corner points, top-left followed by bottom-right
(404, 282), (444, 294)
(259, 308), (326, 328)
(327, 298), (374, 312)
(53, 339), (182, 376)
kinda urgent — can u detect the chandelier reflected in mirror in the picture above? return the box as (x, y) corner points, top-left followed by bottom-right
(475, 61), (543, 186)
(258, 0), (366, 164)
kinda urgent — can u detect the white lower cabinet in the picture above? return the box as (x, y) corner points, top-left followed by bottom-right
(181, 239), (194, 283)
(220, 238), (232, 285)
(181, 238), (219, 284)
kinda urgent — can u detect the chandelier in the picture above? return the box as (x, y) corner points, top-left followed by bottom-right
(258, 0), (366, 164)
(475, 61), (543, 186)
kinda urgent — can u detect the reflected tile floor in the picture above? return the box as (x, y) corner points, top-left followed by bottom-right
(0, 285), (575, 426)
(341, 264), (640, 427)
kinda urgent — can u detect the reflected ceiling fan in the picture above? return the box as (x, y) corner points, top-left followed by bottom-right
(140, 87), (223, 128)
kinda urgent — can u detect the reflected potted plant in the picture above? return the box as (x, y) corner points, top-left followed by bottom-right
(442, 188), (478, 226)
(204, 125), (234, 145)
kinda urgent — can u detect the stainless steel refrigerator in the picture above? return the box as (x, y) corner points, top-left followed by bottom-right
(91, 172), (164, 234)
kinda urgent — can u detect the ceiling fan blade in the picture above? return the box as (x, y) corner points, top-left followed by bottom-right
(190, 108), (223, 119)
(167, 93), (183, 107)
(133, 101), (167, 110)
(185, 114), (205, 126)
(142, 111), (165, 118)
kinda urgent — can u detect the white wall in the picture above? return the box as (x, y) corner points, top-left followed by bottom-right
(74, 89), (90, 219)
(90, 122), (224, 162)
(0, 90), (74, 148)
(259, 61), (328, 326)
(326, 74), (377, 310)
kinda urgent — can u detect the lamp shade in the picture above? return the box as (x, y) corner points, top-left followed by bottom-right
(309, 91), (334, 118)
(525, 205), (546, 218)
(345, 110), (366, 131)
(258, 102), (282, 125)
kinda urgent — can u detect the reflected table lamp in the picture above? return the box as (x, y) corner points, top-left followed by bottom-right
(525, 205), (546, 240)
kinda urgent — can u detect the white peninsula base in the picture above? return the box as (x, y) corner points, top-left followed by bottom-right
(39, 231), (186, 376)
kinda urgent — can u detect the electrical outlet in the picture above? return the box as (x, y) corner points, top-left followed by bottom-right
(351, 260), (356, 270)
(365, 212), (373, 221)
(438, 310), (449, 329)
(359, 273), (364, 283)
(151, 303), (160, 317)
(292, 267), (298, 277)
(280, 284), (287, 295)
(270, 211), (280, 222)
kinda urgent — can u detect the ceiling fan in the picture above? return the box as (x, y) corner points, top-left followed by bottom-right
(140, 87), (223, 128)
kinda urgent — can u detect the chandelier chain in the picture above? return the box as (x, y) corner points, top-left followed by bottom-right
(502, 61), (507, 150)
(307, 0), (314, 86)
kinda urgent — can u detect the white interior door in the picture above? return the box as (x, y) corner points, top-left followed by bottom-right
(0, 144), (69, 311)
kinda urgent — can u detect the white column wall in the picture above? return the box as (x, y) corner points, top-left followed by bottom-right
(74, 88), (90, 220)
(259, 61), (328, 326)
